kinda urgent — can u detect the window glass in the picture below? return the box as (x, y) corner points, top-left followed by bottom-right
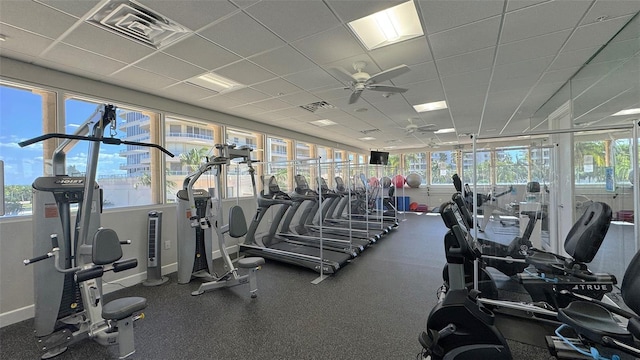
(0, 83), (55, 216)
(495, 148), (529, 184)
(65, 98), (157, 208)
(403, 152), (427, 185)
(574, 140), (606, 184)
(164, 117), (217, 203)
(266, 136), (291, 192)
(613, 138), (632, 185)
(530, 147), (551, 184)
(225, 128), (262, 198)
(430, 151), (457, 185)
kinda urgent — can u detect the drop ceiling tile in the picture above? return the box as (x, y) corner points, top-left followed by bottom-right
(198, 12), (285, 57)
(402, 79), (446, 104)
(369, 37), (432, 68)
(538, 66), (581, 85)
(251, 78), (302, 97)
(0, 1), (77, 38)
(251, 98), (292, 111)
(292, 26), (365, 65)
(0, 24), (54, 56)
(225, 87), (271, 103)
(246, 1), (341, 42)
(135, 52), (204, 80)
(501, 1), (591, 43)
(227, 104), (265, 116)
(284, 68), (342, 90)
(199, 95), (245, 109)
(162, 83), (219, 101)
(163, 35), (241, 70)
(45, 43), (128, 75)
(215, 60), (277, 85)
(279, 92), (321, 107)
(505, 0), (550, 12)
(62, 23), (156, 63)
(492, 56), (554, 83)
(249, 46), (317, 76)
(35, 0), (101, 18)
(564, 15), (634, 52)
(580, 1), (640, 26)
(549, 47), (600, 70)
(136, 0), (239, 31)
(490, 75), (539, 93)
(441, 68), (491, 92)
(327, 1), (405, 22)
(310, 87), (351, 101)
(419, 0), (504, 34)
(497, 30), (572, 65)
(436, 47), (495, 77)
(110, 66), (178, 89)
(429, 16), (501, 59)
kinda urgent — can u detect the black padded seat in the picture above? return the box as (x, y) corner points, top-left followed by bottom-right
(525, 251), (565, 272)
(237, 257), (265, 268)
(558, 301), (633, 344)
(102, 297), (147, 321)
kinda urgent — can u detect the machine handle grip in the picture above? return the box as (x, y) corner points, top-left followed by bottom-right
(23, 253), (53, 265)
(51, 234), (59, 249)
(75, 266), (104, 282)
(113, 259), (138, 272)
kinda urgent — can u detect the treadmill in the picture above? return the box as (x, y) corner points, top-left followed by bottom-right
(333, 176), (398, 232)
(240, 176), (352, 274)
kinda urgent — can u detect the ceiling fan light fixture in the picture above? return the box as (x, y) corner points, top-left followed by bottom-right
(413, 100), (448, 113)
(348, 0), (423, 50)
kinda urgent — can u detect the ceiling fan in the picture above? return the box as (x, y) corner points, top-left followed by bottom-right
(333, 61), (410, 104)
(404, 118), (437, 136)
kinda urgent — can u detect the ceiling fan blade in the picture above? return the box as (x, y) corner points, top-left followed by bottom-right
(367, 64), (410, 84)
(367, 85), (408, 93)
(331, 67), (357, 84)
(349, 91), (362, 104)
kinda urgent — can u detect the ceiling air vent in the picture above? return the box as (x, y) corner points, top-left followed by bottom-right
(87, 0), (191, 49)
(300, 101), (337, 113)
(360, 128), (380, 134)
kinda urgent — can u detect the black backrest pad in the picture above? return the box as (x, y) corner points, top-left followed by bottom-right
(440, 202), (458, 229)
(564, 202), (612, 263)
(621, 250), (640, 314)
(92, 228), (123, 265)
(452, 193), (474, 229)
(267, 176), (280, 193)
(452, 173), (462, 192)
(335, 176), (345, 191)
(229, 205), (248, 238)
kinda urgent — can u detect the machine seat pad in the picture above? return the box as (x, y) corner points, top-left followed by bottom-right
(558, 301), (633, 344)
(526, 251), (564, 272)
(238, 257), (265, 268)
(102, 297), (147, 320)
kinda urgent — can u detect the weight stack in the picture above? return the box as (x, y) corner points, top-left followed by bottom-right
(143, 211), (169, 286)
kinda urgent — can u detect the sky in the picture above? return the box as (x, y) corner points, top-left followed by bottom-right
(0, 86), (125, 186)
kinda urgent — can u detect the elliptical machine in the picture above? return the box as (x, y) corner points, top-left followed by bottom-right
(176, 144), (265, 297)
(20, 104), (173, 359)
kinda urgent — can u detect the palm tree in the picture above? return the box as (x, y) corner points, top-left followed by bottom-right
(179, 147), (209, 172)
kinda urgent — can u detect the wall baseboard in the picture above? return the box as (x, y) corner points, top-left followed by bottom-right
(0, 247), (235, 328)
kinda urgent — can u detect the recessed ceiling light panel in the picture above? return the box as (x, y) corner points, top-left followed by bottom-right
(310, 119), (337, 127)
(413, 100), (448, 113)
(188, 72), (244, 93)
(348, 0), (424, 50)
(359, 136), (376, 141)
(612, 108), (640, 116)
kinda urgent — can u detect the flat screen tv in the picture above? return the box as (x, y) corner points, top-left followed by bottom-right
(369, 151), (389, 165)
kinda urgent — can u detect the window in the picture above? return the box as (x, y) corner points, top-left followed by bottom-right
(403, 152), (426, 185)
(266, 136), (291, 192)
(164, 117), (219, 202)
(225, 128), (263, 198)
(0, 83), (56, 216)
(574, 140), (606, 184)
(65, 97), (158, 208)
(613, 138), (632, 185)
(495, 148), (529, 184)
(430, 151), (457, 185)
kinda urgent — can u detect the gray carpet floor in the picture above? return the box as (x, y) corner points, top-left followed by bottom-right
(1, 212), (622, 360)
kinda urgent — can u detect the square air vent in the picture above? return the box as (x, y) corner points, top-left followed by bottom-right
(300, 101), (337, 113)
(87, 0), (191, 49)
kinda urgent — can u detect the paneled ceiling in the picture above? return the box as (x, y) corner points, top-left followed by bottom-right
(1, 0), (639, 151)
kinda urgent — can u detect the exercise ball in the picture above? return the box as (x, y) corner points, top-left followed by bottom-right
(381, 176), (392, 188)
(409, 202), (419, 211)
(391, 174), (405, 188)
(369, 177), (380, 187)
(406, 173), (422, 188)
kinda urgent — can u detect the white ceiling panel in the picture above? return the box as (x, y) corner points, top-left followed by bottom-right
(199, 95), (245, 109)
(279, 92), (321, 107)
(501, 1), (591, 43)
(441, 68), (491, 92)
(284, 68), (342, 90)
(564, 15), (635, 52)
(0, 24), (54, 57)
(505, 0), (550, 13)
(292, 27), (366, 65)
(62, 23), (156, 63)
(496, 30), (572, 65)
(251, 78), (302, 98)
(326, 1), (404, 23)
(0, 1), (77, 38)
(198, 12), (285, 58)
(215, 60), (276, 86)
(310, 87), (352, 101)
(162, 83), (219, 102)
(251, 98), (292, 112)
(246, 1), (341, 42)
(419, 0), (504, 34)
(549, 47), (601, 71)
(45, 43), (127, 76)
(391, 61), (439, 86)
(402, 79), (446, 104)
(224, 87), (271, 104)
(36, 0), (101, 18)
(163, 35), (241, 71)
(436, 47), (495, 77)
(429, 16), (501, 60)
(109, 66), (178, 90)
(136, 0), (239, 31)
(369, 37), (432, 68)
(249, 46), (318, 77)
(492, 56), (554, 83)
(580, 1), (640, 26)
(133, 53), (204, 81)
